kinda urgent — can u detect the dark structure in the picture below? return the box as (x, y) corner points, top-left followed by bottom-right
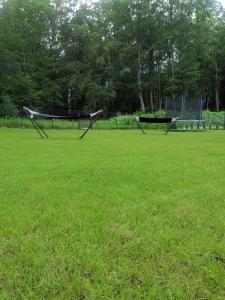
(23, 106), (103, 139)
(136, 116), (175, 134)
(137, 98), (205, 134)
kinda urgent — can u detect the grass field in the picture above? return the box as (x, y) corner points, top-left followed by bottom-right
(1, 128), (225, 299)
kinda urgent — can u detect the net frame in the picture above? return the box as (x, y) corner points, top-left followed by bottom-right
(23, 106), (103, 139)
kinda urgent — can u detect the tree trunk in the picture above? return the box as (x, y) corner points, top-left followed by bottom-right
(149, 49), (154, 113)
(171, 54), (175, 99)
(137, 48), (145, 112)
(158, 64), (161, 110)
(67, 88), (72, 115)
(206, 96), (210, 111)
(150, 89), (154, 113)
(168, 0), (175, 99)
(215, 62), (220, 112)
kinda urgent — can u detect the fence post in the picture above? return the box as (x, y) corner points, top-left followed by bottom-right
(197, 121), (199, 130)
(216, 118), (219, 129)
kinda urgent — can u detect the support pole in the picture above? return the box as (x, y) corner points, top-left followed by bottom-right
(79, 114), (101, 139)
(33, 119), (48, 138)
(23, 109), (45, 138)
(165, 119), (176, 135)
(134, 116), (145, 134)
(30, 118), (44, 138)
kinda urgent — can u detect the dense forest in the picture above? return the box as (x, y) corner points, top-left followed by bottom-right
(1, 0), (225, 116)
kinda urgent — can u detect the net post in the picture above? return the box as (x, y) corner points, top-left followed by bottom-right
(79, 110), (103, 139)
(23, 107), (44, 138)
(33, 119), (48, 138)
(134, 116), (145, 134)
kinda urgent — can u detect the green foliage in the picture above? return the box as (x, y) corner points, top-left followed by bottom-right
(1, 0), (225, 113)
(203, 110), (225, 126)
(115, 115), (136, 125)
(0, 96), (18, 117)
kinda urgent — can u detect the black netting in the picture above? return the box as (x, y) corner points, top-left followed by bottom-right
(78, 118), (91, 129)
(165, 98), (182, 119)
(166, 98), (204, 120)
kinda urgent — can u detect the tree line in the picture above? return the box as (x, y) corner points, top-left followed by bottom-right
(1, 0), (225, 117)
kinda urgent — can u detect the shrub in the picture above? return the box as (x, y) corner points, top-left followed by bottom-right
(0, 96), (19, 117)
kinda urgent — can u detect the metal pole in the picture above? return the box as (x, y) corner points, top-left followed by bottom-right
(30, 118), (44, 138)
(80, 113), (102, 139)
(33, 119), (48, 138)
(135, 116), (145, 134)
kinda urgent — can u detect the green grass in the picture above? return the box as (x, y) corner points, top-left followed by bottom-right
(0, 128), (225, 299)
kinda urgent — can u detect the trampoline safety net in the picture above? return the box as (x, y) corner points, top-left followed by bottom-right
(165, 98), (204, 120)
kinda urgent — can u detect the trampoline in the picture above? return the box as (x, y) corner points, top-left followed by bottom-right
(137, 97), (205, 134)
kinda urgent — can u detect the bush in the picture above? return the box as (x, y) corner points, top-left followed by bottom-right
(0, 96), (19, 117)
(115, 115), (136, 125)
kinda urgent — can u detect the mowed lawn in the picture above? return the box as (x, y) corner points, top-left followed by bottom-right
(0, 128), (225, 299)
